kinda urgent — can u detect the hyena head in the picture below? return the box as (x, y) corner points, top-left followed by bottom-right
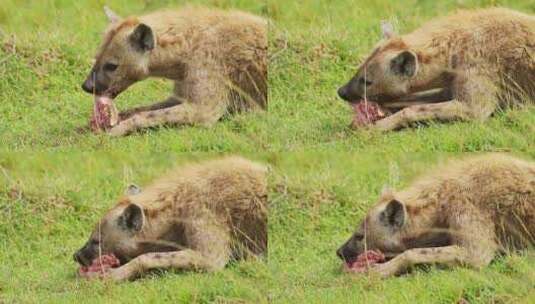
(74, 186), (183, 266)
(336, 193), (409, 263)
(337, 22), (419, 103)
(73, 200), (146, 266)
(81, 7), (155, 98)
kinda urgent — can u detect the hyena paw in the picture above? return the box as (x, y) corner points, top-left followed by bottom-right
(372, 118), (396, 132)
(107, 123), (130, 137)
(79, 266), (131, 282)
(95, 266), (134, 282)
(368, 260), (402, 278)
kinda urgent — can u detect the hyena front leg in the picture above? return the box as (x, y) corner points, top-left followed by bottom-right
(118, 97), (183, 120)
(371, 216), (498, 278)
(373, 74), (498, 131)
(102, 220), (232, 281)
(102, 250), (222, 281)
(108, 72), (228, 136)
(372, 100), (477, 131)
(108, 102), (225, 136)
(384, 88), (453, 109)
(369, 245), (492, 278)
(369, 246), (467, 278)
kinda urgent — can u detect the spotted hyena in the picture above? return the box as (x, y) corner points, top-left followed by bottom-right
(338, 8), (535, 131)
(74, 156), (267, 281)
(337, 154), (535, 277)
(82, 6), (267, 136)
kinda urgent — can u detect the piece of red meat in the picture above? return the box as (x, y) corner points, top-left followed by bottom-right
(343, 250), (386, 273)
(351, 100), (386, 127)
(89, 96), (118, 132)
(78, 254), (120, 278)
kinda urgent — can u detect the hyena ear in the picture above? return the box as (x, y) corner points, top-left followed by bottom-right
(390, 51), (418, 77)
(129, 24), (155, 52)
(380, 199), (406, 229)
(104, 6), (121, 24)
(381, 21), (396, 39)
(125, 184), (142, 196)
(118, 204), (144, 233)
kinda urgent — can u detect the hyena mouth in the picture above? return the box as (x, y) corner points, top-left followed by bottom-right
(350, 100), (388, 127)
(342, 250), (386, 273)
(78, 254), (121, 278)
(90, 95), (119, 132)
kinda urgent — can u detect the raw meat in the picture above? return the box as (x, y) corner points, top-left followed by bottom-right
(90, 96), (118, 132)
(343, 250), (386, 273)
(351, 100), (386, 126)
(78, 254), (120, 278)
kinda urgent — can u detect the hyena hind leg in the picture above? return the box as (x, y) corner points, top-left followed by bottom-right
(369, 245), (493, 278)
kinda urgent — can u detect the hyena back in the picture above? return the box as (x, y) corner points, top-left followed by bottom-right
(337, 154), (535, 278)
(74, 156), (267, 281)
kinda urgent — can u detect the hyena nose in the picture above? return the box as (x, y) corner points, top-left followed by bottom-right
(73, 252), (81, 263)
(337, 86), (349, 101)
(73, 251), (88, 266)
(336, 247), (344, 260)
(81, 78), (94, 94)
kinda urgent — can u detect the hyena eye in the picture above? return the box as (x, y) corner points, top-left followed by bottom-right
(358, 77), (372, 86)
(353, 234), (364, 241)
(103, 63), (118, 72)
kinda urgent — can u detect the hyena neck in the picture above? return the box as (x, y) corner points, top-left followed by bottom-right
(400, 36), (454, 93)
(149, 22), (204, 80)
(404, 199), (448, 233)
(147, 49), (188, 80)
(410, 55), (453, 93)
(138, 222), (188, 252)
(137, 203), (177, 238)
(402, 202), (452, 249)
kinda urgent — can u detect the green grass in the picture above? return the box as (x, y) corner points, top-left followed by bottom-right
(1, 0), (534, 303)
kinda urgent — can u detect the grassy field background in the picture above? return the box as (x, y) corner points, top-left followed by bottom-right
(1, 0), (534, 303)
